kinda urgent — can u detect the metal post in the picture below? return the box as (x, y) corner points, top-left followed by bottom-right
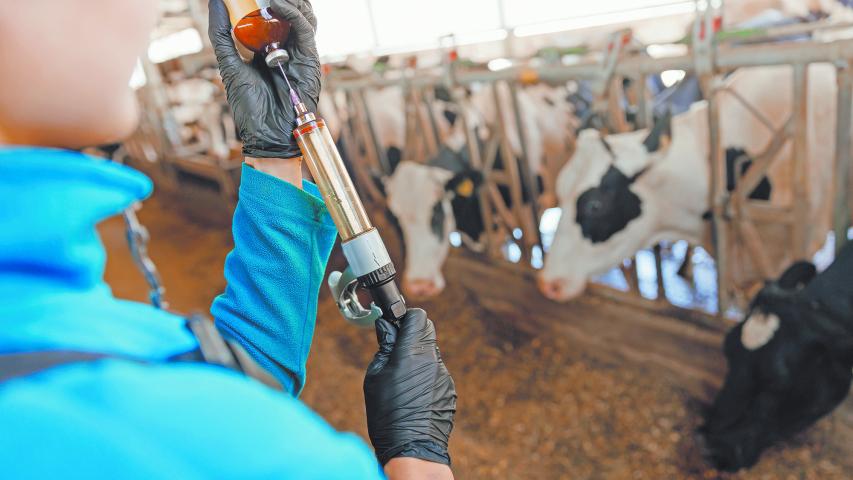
(365, 0), (381, 50)
(704, 76), (729, 316)
(653, 244), (666, 303)
(636, 73), (651, 129)
(791, 63), (810, 259)
(639, 74), (668, 302)
(835, 62), (853, 252)
(340, 91), (384, 207)
(187, 0), (211, 51)
(401, 83), (420, 164)
(496, 0), (513, 58)
(450, 82), (496, 256)
(508, 82), (544, 253)
(419, 87), (442, 159)
(491, 83), (529, 261)
(356, 89), (391, 175)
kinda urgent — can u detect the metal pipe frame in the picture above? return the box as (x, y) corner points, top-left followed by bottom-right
(507, 81), (545, 254)
(490, 83), (530, 262)
(328, 37), (853, 92)
(834, 62), (853, 253)
(325, 22), (853, 318)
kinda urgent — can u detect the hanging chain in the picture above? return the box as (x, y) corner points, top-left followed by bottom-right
(93, 144), (169, 310)
(122, 202), (168, 309)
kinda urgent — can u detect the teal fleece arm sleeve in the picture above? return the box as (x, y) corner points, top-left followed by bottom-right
(211, 163), (337, 395)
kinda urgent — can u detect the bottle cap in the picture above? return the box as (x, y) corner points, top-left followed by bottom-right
(265, 49), (290, 67)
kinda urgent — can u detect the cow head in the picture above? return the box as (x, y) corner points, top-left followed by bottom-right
(385, 157), (484, 298)
(538, 115), (670, 301)
(702, 258), (853, 472)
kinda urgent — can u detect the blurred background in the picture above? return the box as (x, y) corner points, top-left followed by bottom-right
(99, 0), (853, 478)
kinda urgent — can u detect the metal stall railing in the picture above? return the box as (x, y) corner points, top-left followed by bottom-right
(324, 20), (853, 320)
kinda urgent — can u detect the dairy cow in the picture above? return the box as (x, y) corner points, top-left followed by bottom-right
(385, 148), (485, 297)
(386, 84), (577, 298)
(702, 241), (853, 471)
(539, 64), (838, 301)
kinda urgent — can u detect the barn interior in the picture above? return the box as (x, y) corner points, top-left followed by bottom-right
(56, 0), (853, 478)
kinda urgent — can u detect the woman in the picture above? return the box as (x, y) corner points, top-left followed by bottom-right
(0, 1), (455, 478)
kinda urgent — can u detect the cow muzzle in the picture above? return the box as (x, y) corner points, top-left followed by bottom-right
(537, 274), (587, 302)
(402, 277), (444, 299)
(700, 429), (763, 473)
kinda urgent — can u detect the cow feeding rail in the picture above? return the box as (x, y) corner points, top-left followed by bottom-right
(323, 23), (853, 320)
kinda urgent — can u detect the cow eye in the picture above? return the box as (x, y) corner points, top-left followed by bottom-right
(430, 201), (446, 240)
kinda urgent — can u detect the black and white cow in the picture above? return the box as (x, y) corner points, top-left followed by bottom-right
(703, 240), (853, 471)
(539, 64), (839, 302)
(385, 84), (577, 298)
(384, 147), (485, 297)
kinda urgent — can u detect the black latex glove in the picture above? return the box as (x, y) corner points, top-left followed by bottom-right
(364, 309), (457, 466)
(208, 0), (321, 159)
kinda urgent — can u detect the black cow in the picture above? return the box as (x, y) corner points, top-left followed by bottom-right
(703, 241), (853, 471)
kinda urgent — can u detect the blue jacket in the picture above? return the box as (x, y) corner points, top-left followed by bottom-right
(0, 148), (383, 479)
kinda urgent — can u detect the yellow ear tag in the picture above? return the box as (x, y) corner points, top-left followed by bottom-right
(455, 178), (475, 198)
(519, 68), (539, 85)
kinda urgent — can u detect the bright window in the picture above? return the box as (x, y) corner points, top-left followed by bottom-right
(312, 0), (694, 58)
(313, 0), (376, 57)
(369, 0), (501, 52)
(501, 0), (689, 27)
(148, 28), (204, 63)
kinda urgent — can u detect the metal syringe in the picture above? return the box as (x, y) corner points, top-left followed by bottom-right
(277, 65), (407, 324)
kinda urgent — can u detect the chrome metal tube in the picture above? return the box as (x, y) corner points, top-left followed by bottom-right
(293, 118), (373, 242)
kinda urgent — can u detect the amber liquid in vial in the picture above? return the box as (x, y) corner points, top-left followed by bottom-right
(233, 8), (291, 54)
(224, 0), (291, 55)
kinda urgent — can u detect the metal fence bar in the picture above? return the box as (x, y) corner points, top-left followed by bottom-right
(491, 83), (530, 261)
(736, 116), (793, 199)
(328, 38), (853, 92)
(835, 62), (853, 253)
(323, 24), (853, 317)
(791, 64), (810, 259)
(508, 81), (545, 253)
(703, 75), (730, 315)
(356, 89), (392, 175)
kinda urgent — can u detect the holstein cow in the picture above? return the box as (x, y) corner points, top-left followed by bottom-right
(386, 84), (577, 298)
(702, 240), (853, 471)
(539, 64), (838, 302)
(385, 147), (485, 297)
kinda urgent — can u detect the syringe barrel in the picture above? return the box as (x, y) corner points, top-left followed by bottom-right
(294, 118), (372, 242)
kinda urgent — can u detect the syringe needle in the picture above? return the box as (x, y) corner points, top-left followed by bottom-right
(276, 63), (302, 108)
(277, 63), (292, 89)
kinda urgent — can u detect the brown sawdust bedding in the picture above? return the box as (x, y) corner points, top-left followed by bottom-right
(100, 195), (853, 479)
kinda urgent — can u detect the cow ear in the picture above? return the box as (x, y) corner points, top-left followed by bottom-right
(776, 260), (817, 290)
(445, 170), (484, 198)
(643, 109), (672, 153)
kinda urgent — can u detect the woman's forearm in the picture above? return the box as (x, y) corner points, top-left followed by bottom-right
(384, 458), (454, 480)
(245, 156), (303, 188)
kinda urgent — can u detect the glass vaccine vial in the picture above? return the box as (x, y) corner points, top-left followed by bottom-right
(224, 0), (292, 67)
